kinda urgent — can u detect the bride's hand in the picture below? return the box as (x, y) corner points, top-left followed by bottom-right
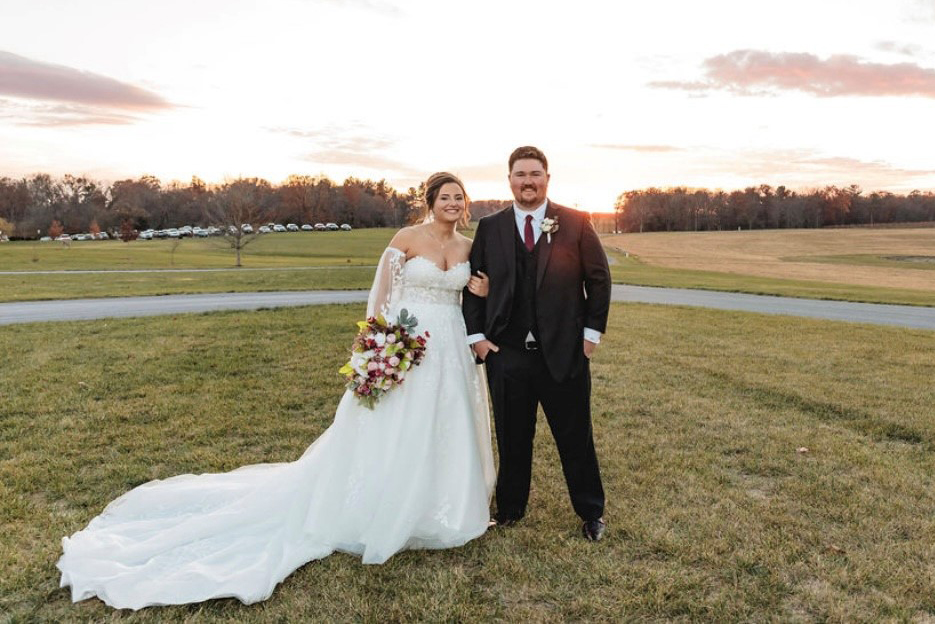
(467, 271), (489, 298)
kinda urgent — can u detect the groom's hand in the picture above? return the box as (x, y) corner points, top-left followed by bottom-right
(583, 339), (598, 359)
(472, 339), (499, 362)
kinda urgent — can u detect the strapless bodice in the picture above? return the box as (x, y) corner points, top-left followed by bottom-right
(399, 256), (469, 307)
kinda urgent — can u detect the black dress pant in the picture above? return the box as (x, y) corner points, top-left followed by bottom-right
(484, 344), (604, 522)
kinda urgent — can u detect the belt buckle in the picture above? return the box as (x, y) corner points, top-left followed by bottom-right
(524, 340), (538, 351)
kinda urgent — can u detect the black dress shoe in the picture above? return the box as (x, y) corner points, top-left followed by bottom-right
(489, 516), (520, 528)
(582, 518), (606, 541)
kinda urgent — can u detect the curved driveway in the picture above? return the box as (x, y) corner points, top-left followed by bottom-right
(1, 286), (934, 330)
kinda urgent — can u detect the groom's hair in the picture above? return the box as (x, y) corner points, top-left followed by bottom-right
(509, 146), (548, 173)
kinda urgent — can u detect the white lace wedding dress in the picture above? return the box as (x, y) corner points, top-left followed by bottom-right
(58, 248), (495, 610)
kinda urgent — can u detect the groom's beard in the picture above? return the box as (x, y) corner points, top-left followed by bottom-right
(515, 186), (541, 209)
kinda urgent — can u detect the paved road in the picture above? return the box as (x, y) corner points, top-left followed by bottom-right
(0, 265), (375, 275)
(614, 285), (935, 330)
(0, 291), (369, 325)
(2, 286), (934, 330)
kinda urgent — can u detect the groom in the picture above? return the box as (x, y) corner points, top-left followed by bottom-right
(462, 146), (611, 541)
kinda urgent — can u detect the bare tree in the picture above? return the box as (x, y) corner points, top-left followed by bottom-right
(205, 178), (269, 267)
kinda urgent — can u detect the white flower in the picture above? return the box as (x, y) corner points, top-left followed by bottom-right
(374, 332), (386, 347)
(350, 350), (373, 376)
(540, 215), (559, 243)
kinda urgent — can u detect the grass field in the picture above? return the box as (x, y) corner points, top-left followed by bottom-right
(3, 303), (935, 621)
(0, 230), (396, 271)
(0, 232), (396, 303)
(605, 228), (935, 306)
(0, 266), (379, 302)
(606, 251), (935, 307)
(4, 226), (935, 306)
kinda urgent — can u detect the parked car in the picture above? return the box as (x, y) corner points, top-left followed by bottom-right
(40, 236), (52, 242)
(286, 223), (299, 232)
(56, 234), (72, 241)
(258, 225), (271, 233)
(241, 224), (254, 233)
(301, 224), (313, 231)
(97, 232), (110, 240)
(340, 223), (352, 231)
(314, 223), (326, 231)
(325, 222), (339, 231)
(273, 224), (287, 232)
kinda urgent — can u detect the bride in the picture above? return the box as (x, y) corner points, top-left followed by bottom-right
(58, 172), (496, 610)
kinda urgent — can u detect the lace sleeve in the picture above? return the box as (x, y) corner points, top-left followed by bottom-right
(366, 247), (406, 318)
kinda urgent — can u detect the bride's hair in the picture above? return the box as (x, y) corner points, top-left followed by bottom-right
(424, 171), (471, 228)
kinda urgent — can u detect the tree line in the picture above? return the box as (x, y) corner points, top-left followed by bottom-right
(0, 173), (433, 239)
(614, 185), (935, 233)
(0, 173), (523, 240)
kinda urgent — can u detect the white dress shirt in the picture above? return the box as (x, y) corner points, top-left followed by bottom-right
(467, 200), (602, 346)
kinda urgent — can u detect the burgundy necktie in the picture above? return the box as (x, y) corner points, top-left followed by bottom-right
(523, 215), (535, 251)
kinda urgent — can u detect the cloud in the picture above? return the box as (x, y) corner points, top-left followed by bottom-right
(591, 143), (684, 153)
(875, 41), (926, 57)
(650, 50), (935, 98)
(693, 147), (935, 191)
(270, 124), (420, 176)
(0, 98), (138, 127)
(0, 50), (173, 110)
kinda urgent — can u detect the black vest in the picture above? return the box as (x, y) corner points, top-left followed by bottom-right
(498, 229), (540, 348)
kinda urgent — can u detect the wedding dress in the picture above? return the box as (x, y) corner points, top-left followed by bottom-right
(58, 248), (495, 610)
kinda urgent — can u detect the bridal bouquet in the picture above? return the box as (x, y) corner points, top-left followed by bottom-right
(339, 309), (429, 409)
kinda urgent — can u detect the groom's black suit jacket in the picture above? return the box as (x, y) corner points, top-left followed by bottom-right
(462, 202), (611, 382)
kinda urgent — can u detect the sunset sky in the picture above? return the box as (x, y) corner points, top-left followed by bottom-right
(2, 0), (935, 211)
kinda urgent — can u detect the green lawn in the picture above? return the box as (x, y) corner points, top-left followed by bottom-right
(3, 303), (935, 621)
(0, 267), (377, 302)
(2, 230), (935, 306)
(607, 250), (935, 307)
(782, 253), (935, 271)
(0, 230), (396, 271)
(0, 232), (395, 302)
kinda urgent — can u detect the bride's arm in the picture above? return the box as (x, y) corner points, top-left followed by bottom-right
(365, 229), (415, 318)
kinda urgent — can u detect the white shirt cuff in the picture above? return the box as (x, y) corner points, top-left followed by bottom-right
(583, 328), (602, 344)
(467, 333), (486, 345)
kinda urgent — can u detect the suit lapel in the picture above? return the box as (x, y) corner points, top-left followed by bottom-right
(498, 206), (517, 282)
(536, 202), (557, 290)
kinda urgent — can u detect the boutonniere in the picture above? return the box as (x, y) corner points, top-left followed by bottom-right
(540, 215), (559, 244)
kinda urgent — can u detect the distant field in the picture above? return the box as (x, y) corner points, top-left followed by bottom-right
(4, 227), (935, 306)
(0, 229), (396, 271)
(605, 227), (935, 307)
(0, 231), (397, 302)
